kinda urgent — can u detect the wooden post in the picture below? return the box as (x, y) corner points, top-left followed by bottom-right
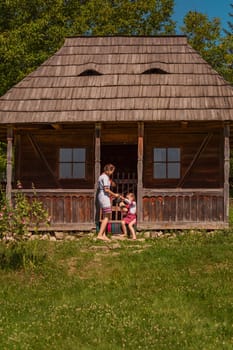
(137, 122), (144, 225)
(94, 123), (101, 224)
(224, 123), (230, 224)
(6, 127), (13, 204)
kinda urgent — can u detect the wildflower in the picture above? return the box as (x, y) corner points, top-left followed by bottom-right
(17, 181), (23, 189)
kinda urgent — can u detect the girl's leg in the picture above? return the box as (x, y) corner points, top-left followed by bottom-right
(128, 219), (137, 240)
(121, 220), (127, 236)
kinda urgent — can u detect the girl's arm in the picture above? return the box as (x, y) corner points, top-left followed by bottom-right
(119, 196), (130, 204)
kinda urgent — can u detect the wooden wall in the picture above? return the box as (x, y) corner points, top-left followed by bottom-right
(19, 189), (95, 231)
(15, 125), (95, 189)
(11, 121), (228, 230)
(144, 123), (223, 189)
(141, 189), (225, 229)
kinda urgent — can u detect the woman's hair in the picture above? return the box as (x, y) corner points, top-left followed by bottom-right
(104, 164), (115, 172)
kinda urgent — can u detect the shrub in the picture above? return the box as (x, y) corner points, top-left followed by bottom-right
(0, 185), (50, 269)
(0, 184), (50, 239)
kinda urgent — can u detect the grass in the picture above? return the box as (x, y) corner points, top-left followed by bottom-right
(1, 231), (233, 349)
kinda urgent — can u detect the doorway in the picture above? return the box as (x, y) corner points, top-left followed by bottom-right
(101, 144), (137, 196)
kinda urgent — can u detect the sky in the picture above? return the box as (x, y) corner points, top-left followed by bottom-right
(173, 0), (232, 34)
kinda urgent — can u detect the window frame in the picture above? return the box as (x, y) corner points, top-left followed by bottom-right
(153, 147), (181, 180)
(59, 147), (87, 180)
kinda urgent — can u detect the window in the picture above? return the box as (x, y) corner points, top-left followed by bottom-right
(59, 148), (86, 179)
(153, 148), (180, 179)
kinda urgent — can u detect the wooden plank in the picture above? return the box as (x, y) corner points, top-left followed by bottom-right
(177, 133), (213, 187)
(138, 222), (228, 230)
(95, 123), (101, 223)
(224, 123), (230, 223)
(27, 134), (60, 187)
(137, 122), (144, 224)
(142, 191), (224, 225)
(6, 127), (13, 204)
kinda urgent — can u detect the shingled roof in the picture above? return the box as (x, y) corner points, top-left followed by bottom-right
(0, 35), (233, 124)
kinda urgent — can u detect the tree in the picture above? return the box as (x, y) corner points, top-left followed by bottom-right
(224, 3), (233, 35)
(180, 10), (233, 84)
(0, 0), (68, 95)
(0, 0), (175, 96)
(221, 3), (233, 83)
(180, 11), (221, 61)
(78, 0), (175, 35)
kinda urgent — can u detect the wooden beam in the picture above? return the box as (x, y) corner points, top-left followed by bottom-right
(14, 134), (21, 183)
(6, 127), (13, 204)
(94, 123), (101, 223)
(177, 133), (213, 188)
(224, 123), (230, 223)
(51, 124), (63, 130)
(27, 134), (61, 187)
(137, 122), (144, 224)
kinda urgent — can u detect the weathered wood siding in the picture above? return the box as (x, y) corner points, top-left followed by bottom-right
(141, 189), (225, 229)
(144, 123), (223, 189)
(19, 190), (95, 231)
(15, 125), (95, 189)
(18, 188), (226, 231)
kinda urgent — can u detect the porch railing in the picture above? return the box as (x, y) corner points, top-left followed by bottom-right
(113, 172), (137, 196)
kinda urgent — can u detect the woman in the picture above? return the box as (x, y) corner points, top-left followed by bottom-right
(96, 164), (119, 241)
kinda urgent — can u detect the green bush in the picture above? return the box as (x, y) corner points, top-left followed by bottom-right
(0, 185), (50, 239)
(0, 186), (50, 270)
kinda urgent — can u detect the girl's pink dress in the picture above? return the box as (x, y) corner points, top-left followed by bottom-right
(122, 199), (136, 224)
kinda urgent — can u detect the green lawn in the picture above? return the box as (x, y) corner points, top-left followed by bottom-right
(1, 231), (233, 349)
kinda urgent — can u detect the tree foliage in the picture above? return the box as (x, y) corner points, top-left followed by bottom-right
(224, 3), (233, 35)
(222, 3), (233, 83)
(181, 9), (233, 84)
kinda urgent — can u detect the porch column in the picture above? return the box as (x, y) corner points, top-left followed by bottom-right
(137, 122), (144, 224)
(224, 122), (230, 223)
(94, 123), (101, 223)
(6, 127), (13, 204)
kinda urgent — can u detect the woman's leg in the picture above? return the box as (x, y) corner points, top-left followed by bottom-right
(97, 214), (111, 241)
(128, 219), (137, 240)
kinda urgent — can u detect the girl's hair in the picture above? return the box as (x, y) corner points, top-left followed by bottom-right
(127, 192), (136, 201)
(104, 164), (115, 172)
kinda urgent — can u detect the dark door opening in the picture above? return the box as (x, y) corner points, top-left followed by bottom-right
(101, 144), (137, 196)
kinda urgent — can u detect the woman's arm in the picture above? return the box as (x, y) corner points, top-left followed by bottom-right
(104, 186), (119, 198)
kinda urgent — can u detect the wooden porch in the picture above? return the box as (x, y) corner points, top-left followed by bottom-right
(18, 187), (227, 231)
(4, 120), (230, 231)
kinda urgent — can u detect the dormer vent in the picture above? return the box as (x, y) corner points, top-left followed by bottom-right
(79, 69), (102, 76)
(142, 68), (168, 74)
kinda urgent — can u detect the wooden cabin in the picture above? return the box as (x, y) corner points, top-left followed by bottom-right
(0, 36), (233, 231)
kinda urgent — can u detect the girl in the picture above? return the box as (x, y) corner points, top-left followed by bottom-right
(96, 164), (119, 241)
(120, 192), (137, 240)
